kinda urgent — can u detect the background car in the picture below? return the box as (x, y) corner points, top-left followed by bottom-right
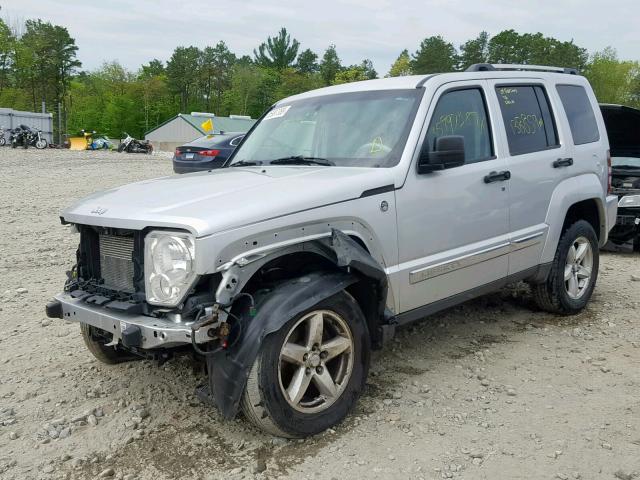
(173, 133), (244, 173)
(600, 104), (640, 250)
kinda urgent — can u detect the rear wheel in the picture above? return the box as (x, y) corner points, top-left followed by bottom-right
(240, 291), (370, 437)
(80, 323), (139, 364)
(532, 220), (599, 314)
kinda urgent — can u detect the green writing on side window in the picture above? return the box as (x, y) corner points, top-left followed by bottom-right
(498, 87), (519, 105)
(432, 111), (486, 137)
(510, 113), (544, 135)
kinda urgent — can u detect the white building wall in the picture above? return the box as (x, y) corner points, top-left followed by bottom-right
(144, 116), (202, 151)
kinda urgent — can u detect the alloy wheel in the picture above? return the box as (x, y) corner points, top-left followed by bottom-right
(564, 236), (593, 299)
(278, 310), (354, 414)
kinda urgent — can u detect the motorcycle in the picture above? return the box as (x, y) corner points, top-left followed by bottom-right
(118, 133), (153, 154)
(10, 125), (47, 149)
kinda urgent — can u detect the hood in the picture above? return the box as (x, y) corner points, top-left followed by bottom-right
(62, 166), (395, 237)
(600, 104), (640, 159)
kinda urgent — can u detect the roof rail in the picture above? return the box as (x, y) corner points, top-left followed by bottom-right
(466, 63), (578, 75)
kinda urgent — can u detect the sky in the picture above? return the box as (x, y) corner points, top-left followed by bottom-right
(2, 0), (639, 74)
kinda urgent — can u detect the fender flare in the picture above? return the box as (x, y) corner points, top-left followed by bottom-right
(206, 229), (388, 419)
(540, 174), (605, 264)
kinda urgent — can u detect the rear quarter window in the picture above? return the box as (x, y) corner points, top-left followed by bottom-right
(556, 85), (600, 145)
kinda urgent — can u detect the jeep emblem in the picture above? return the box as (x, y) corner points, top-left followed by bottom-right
(91, 206), (108, 215)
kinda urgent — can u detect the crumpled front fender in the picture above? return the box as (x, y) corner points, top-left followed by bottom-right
(206, 229), (388, 419)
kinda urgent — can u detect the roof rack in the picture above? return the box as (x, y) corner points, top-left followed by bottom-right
(466, 63), (578, 75)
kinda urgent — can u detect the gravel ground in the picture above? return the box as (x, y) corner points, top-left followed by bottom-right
(0, 148), (639, 480)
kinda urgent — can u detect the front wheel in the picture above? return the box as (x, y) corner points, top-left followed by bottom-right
(80, 323), (139, 364)
(35, 138), (47, 149)
(240, 291), (370, 437)
(531, 220), (599, 314)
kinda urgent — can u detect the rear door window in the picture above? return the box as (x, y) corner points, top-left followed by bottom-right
(557, 85), (600, 145)
(425, 88), (493, 164)
(496, 85), (558, 155)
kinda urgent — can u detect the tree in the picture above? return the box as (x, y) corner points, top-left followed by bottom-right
(388, 49), (412, 77)
(487, 30), (588, 70)
(411, 36), (457, 74)
(200, 41), (235, 113)
(140, 59), (165, 79)
(296, 48), (319, 74)
(584, 47), (640, 106)
(18, 20), (80, 136)
(333, 66), (368, 85)
(166, 46), (201, 111)
(320, 44), (342, 85)
(223, 64), (265, 117)
(360, 59), (377, 79)
(254, 27), (300, 70)
(0, 19), (14, 92)
(458, 31), (489, 70)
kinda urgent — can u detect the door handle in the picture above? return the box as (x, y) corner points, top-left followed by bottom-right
(553, 157), (573, 168)
(484, 170), (511, 183)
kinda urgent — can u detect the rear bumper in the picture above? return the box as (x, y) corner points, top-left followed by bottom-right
(605, 195), (619, 238)
(172, 160), (224, 174)
(47, 293), (207, 349)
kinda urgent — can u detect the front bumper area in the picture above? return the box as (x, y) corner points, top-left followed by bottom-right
(47, 293), (208, 349)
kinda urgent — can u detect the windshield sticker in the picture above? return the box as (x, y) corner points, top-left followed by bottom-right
(370, 136), (384, 154)
(264, 105), (291, 120)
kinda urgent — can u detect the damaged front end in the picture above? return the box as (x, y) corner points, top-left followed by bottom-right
(47, 226), (389, 418)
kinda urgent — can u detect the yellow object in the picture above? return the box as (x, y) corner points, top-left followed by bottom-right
(370, 136), (384, 154)
(68, 137), (88, 150)
(201, 118), (214, 133)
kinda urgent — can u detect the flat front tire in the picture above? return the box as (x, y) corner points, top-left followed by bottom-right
(532, 220), (599, 314)
(240, 291), (370, 437)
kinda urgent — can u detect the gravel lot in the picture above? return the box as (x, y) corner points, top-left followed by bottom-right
(0, 148), (639, 480)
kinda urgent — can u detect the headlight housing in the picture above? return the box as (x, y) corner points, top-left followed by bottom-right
(144, 231), (196, 306)
(618, 195), (640, 208)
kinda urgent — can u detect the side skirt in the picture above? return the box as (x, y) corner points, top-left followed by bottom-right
(393, 263), (552, 327)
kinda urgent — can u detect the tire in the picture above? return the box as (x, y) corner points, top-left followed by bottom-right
(0, 137), (5, 146)
(532, 220), (599, 314)
(35, 139), (47, 149)
(117, 143), (125, 153)
(240, 290), (370, 438)
(80, 323), (138, 364)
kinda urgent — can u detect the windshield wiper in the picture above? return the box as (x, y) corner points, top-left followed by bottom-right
(230, 160), (263, 167)
(269, 156), (334, 166)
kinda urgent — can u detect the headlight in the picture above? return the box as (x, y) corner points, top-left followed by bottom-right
(618, 195), (640, 208)
(144, 231), (196, 306)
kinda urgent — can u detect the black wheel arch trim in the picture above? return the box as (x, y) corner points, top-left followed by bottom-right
(205, 229), (388, 420)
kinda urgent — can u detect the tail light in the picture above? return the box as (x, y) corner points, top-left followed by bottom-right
(175, 148), (181, 156)
(607, 149), (612, 194)
(199, 149), (220, 157)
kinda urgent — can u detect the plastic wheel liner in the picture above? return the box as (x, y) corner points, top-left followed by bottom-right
(204, 229), (388, 419)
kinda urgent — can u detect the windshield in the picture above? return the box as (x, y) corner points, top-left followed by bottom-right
(230, 89), (423, 168)
(612, 157), (640, 169)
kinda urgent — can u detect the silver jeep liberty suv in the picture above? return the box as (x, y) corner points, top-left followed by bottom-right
(46, 64), (618, 437)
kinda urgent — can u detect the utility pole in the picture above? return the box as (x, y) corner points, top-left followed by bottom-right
(58, 102), (62, 145)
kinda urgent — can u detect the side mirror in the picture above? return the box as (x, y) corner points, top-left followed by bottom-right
(418, 135), (466, 174)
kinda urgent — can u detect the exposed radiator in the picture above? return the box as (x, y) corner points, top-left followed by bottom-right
(99, 234), (135, 292)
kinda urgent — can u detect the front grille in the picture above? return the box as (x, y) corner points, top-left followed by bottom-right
(99, 234), (135, 292)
